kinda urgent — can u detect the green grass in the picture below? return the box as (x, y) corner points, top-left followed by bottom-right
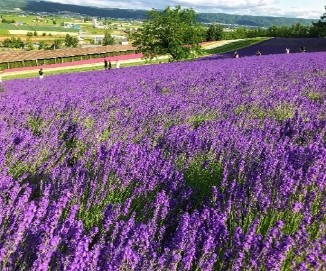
(0, 29), (9, 35)
(0, 23), (79, 33)
(184, 154), (223, 206)
(203, 37), (270, 55)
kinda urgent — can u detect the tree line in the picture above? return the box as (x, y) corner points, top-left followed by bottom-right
(0, 31), (116, 50)
(220, 22), (326, 40)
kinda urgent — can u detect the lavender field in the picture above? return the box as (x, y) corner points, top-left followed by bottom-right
(0, 52), (325, 270)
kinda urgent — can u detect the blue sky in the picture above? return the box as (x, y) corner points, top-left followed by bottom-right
(44, 0), (324, 19)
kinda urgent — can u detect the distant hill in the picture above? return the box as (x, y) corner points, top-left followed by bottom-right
(0, 0), (27, 9)
(198, 13), (316, 27)
(0, 0), (318, 27)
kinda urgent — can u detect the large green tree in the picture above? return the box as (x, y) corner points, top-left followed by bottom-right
(65, 34), (79, 48)
(206, 24), (224, 41)
(102, 31), (115, 46)
(132, 5), (204, 61)
(311, 6), (326, 37)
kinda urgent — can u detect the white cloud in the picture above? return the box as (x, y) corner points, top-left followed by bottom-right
(43, 0), (323, 19)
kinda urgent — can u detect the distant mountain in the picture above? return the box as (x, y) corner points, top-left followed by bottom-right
(198, 13), (316, 27)
(0, 0), (317, 27)
(0, 0), (27, 9)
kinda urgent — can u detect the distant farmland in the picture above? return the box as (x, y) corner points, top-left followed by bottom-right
(0, 23), (79, 35)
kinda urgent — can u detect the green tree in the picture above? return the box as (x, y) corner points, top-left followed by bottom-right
(38, 41), (47, 50)
(25, 36), (34, 50)
(65, 34), (79, 48)
(311, 6), (326, 37)
(206, 24), (224, 41)
(52, 39), (63, 49)
(132, 5), (204, 61)
(102, 31), (115, 46)
(2, 37), (24, 49)
(33, 31), (38, 37)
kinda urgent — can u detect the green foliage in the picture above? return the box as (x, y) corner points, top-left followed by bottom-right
(206, 24), (224, 41)
(1, 18), (15, 24)
(100, 128), (111, 142)
(27, 116), (43, 136)
(311, 7), (326, 37)
(64, 34), (79, 48)
(306, 91), (324, 103)
(25, 36), (34, 51)
(38, 41), (47, 50)
(272, 104), (295, 121)
(186, 111), (219, 129)
(223, 23), (319, 39)
(132, 5), (205, 61)
(52, 39), (63, 49)
(2, 36), (24, 49)
(234, 103), (295, 122)
(184, 155), (223, 205)
(102, 31), (115, 46)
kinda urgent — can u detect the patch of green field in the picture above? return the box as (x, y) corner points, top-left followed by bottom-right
(0, 23), (18, 30)
(0, 23), (78, 33)
(203, 37), (270, 55)
(0, 29), (9, 35)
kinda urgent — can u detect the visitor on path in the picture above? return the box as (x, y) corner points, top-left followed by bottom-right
(285, 48), (290, 54)
(300, 46), (306, 53)
(108, 60), (112, 70)
(0, 71), (3, 83)
(115, 60), (120, 69)
(234, 51), (239, 58)
(39, 68), (44, 80)
(256, 50), (261, 56)
(104, 59), (108, 70)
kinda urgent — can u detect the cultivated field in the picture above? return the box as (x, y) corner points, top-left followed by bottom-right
(0, 52), (325, 270)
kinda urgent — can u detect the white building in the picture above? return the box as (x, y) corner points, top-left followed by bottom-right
(92, 18), (97, 27)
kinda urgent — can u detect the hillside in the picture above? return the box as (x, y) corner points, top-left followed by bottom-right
(0, 0), (26, 9)
(0, 0), (317, 27)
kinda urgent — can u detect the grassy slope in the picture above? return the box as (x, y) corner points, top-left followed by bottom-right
(203, 37), (270, 55)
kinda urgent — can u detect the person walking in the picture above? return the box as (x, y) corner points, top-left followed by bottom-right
(234, 51), (239, 58)
(285, 48), (290, 54)
(256, 50), (261, 56)
(108, 60), (112, 70)
(115, 60), (120, 69)
(104, 59), (108, 70)
(39, 68), (44, 80)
